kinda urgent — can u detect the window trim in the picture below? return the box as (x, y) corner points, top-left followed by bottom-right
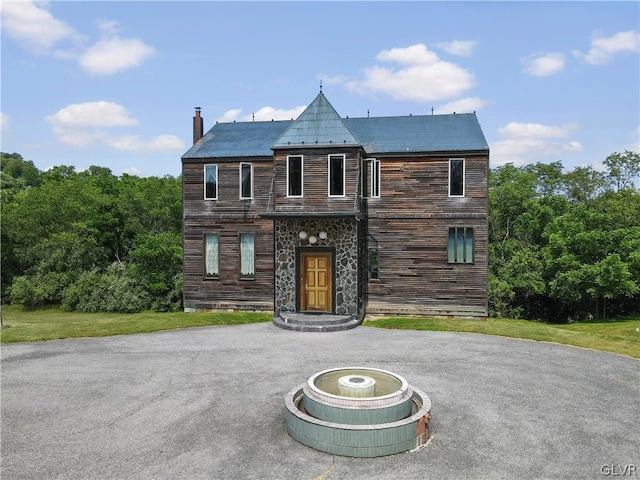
(286, 155), (304, 198)
(328, 154), (346, 197)
(448, 158), (465, 197)
(204, 164), (218, 200)
(447, 227), (474, 264)
(203, 232), (220, 280)
(238, 232), (256, 280)
(239, 162), (253, 200)
(370, 158), (380, 198)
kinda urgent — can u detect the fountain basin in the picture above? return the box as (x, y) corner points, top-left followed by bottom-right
(285, 367), (431, 457)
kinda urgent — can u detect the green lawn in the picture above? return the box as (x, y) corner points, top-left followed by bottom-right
(2, 306), (638, 359)
(364, 316), (640, 359)
(0, 306), (272, 343)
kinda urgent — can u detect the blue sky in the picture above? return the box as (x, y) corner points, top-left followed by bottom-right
(1, 1), (638, 177)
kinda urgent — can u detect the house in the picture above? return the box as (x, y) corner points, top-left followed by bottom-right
(181, 91), (489, 329)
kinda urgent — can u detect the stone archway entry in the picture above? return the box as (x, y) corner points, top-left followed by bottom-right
(300, 252), (333, 312)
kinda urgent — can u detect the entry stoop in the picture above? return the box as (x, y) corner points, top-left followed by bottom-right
(273, 312), (360, 332)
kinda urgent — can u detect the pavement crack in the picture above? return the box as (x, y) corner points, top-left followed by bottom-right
(311, 456), (336, 480)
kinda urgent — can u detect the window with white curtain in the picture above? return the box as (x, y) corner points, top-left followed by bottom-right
(239, 233), (255, 279)
(204, 233), (219, 278)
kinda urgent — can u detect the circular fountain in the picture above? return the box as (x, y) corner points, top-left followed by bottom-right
(285, 367), (431, 457)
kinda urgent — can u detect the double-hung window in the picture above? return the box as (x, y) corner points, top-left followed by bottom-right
(204, 233), (219, 279)
(328, 154), (345, 196)
(287, 156), (303, 197)
(204, 164), (218, 199)
(370, 158), (380, 198)
(449, 158), (465, 197)
(447, 227), (474, 264)
(239, 233), (255, 280)
(239, 163), (253, 199)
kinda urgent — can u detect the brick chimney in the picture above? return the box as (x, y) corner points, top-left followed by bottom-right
(193, 107), (203, 144)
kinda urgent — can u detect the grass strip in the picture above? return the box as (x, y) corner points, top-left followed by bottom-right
(364, 317), (640, 359)
(0, 306), (272, 343)
(2, 307), (639, 359)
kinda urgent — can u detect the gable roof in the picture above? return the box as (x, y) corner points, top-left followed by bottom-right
(271, 92), (361, 149)
(182, 95), (489, 160)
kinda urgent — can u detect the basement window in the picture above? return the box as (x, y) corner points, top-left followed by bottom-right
(287, 156), (303, 197)
(204, 164), (218, 200)
(328, 154), (345, 196)
(447, 227), (474, 264)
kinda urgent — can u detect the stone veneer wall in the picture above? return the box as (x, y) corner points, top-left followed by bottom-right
(275, 218), (358, 316)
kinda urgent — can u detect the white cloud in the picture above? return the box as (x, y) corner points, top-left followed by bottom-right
(0, 112), (9, 131)
(45, 101), (184, 152)
(344, 43), (475, 102)
(97, 19), (120, 36)
(0, 0), (80, 53)
(1, 2), (153, 75)
(46, 101), (138, 128)
(80, 37), (155, 76)
(216, 109), (243, 123)
(251, 106), (306, 121)
(216, 106), (306, 123)
(433, 97), (488, 114)
(105, 134), (184, 152)
(491, 121), (583, 167)
(522, 52), (565, 77)
(573, 30), (640, 65)
(435, 40), (476, 57)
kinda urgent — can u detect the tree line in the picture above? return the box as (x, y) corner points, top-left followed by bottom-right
(2, 151), (639, 321)
(1, 153), (183, 313)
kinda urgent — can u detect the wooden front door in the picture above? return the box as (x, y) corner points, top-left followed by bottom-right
(300, 252), (333, 312)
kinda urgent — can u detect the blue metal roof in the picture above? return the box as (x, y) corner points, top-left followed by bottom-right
(182, 97), (488, 160)
(182, 120), (292, 159)
(271, 92), (361, 149)
(346, 113), (489, 153)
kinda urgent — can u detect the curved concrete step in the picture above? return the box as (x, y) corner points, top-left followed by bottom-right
(273, 313), (360, 332)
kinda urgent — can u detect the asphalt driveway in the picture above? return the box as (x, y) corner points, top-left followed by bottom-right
(1, 323), (638, 480)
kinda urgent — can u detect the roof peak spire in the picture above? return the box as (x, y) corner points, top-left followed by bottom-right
(319, 79), (323, 93)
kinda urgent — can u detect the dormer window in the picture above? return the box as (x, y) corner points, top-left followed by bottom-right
(328, 154), (345, 197)
(287, 155), (303, 197)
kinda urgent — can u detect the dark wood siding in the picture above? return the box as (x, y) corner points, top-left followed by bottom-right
(367, 218), (487, 317)
(183, 159), (274, 311)
(366, 154), (488, 317)
(272, 147), (361, 214)
(367, 154), (488, 218)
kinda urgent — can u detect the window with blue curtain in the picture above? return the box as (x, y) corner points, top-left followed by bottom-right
(239, 233), (255, 279)
(447, 227), (474, 264)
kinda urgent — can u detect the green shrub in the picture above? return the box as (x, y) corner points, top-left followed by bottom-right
(62, 263), (150, 313)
